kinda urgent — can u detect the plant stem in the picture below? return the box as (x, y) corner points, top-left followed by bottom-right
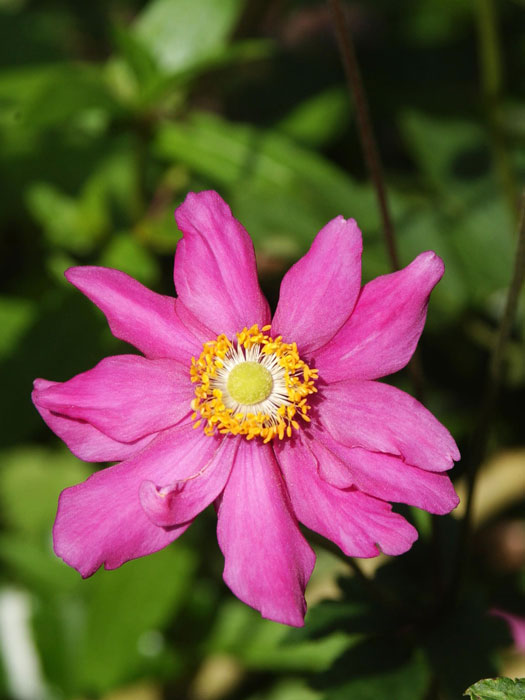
(456, 192), (525, 593)
(327, 0), (426, 400)
(327, 0), (400, 271)
(475, 0), (519, 217)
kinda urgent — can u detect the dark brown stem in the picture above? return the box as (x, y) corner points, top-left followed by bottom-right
(327, 0), (427, 401)
(328, 0), (400, 271)
(455, 192), (525, 593)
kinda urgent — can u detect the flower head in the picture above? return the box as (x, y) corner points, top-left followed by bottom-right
(190, 324), (318, 441)
(32, 190), (460, 627)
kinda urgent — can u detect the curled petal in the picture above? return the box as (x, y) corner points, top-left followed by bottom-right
(317, 380), (460, 471)
(139, 437), (239, 526)
(272, 216), (362, 354)
(174, 191), (271, 336)
(53, 423), (220, 577)
(216, 441), (315, 627)
(315, 252), (444, 381)
(309, 429), (459, 515)
(32, 379), (157, 462)
(65, 266), (201, 362)
(276, 438), (418, 558)
(34, 355), (193, 443)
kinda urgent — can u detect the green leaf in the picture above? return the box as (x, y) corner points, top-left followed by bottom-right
(448, 197), (515, 304)
(277, 87), (350, 147)
(0, 534), (79, 594)
(0, 447), (90, 539)
(0, 297), (36, 360)
(134, 0), (244, 74)
(393, 206), (469, 321)
(26, 148), (137, 254)
(248, 678), (323, 700)
(400, 111), (490, 200)
(113, 25), (160, 89)
(393, 193), (515, 317)
(156, 111), (382, 254)
(404, 0), (473, 45)
(0, 63), (117, 141)
(0, 448), (196, 695)
(464, 677), (525, 700)
(26, 182), (104, 254)
(76, 545), (196, 693)
(0, 287), (120, 448)
(208, 600), (351, 672)
(99, 233), (159, 285)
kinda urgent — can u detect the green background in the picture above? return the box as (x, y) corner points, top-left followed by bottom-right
(0, 0), (524, 698)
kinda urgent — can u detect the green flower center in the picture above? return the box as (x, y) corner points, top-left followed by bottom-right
(226, 361), (273, 406)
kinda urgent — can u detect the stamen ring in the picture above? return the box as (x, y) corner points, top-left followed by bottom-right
(190, 325), (318, 442)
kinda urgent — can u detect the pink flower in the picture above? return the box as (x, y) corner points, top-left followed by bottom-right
(32, 190), (459, 626)
(490, 609), (525, 652)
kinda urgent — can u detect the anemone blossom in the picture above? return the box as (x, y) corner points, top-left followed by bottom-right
(32, 190), (459, 626)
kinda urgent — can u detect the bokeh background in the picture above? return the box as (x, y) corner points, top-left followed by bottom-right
(1, 0), (524, 698)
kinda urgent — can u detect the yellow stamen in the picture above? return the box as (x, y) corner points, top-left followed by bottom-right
(190, 324), (318, 441)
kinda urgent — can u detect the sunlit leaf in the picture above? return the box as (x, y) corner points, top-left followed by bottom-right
(113, 26), (160, 89)
(464, 677), (525, 700)
(134, 0), (244, 74)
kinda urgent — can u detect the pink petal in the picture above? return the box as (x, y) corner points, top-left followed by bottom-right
(308, 428), (459, 515)
(490, 610), (525, 652)
(139, 436), (239, 526)
(34, 355), (193, 443)
(317, 380), (460, 471)
(272, 216), (362, 353)
(32, 379), (157, 462)
(65, 266), (201, 362)
(53, 423), (220, 577)
(174, 191), (271, 337)
(216, 441), (315, 627)
(276, 438), (418, 557)
(175, 298), (215, 345)
(315, 252), (444, 381)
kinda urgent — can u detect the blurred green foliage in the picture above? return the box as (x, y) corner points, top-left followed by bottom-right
(0, 0), (524, 699)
